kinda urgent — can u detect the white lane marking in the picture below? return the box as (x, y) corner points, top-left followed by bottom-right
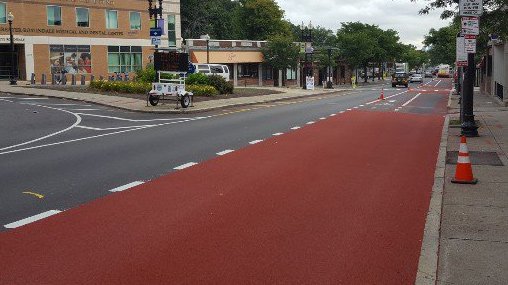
(249, 140), (263, 144)
(359, 104), (365, 107)
(15, 98), (49, 100)
(0, 98), (14, 102)
(319, 117), (326, 120)
(306, 121), (315, 125)
(273, 133), (284, 136)
(339, 111), (345, 113)
(217, 149), (234, 156)
(0, 104), (82, 152)
(174, 162), (198, 170)
(389, 100), (396, 103)
(402, 93), (422, 107)
(347, 108), (352, 111)
(366, 89), (409, 105)
(0, 117), (206, 156)
(434, 80), (442, 87)
(0, 97), (14, 99)
(291, 126), (301, 130)
(74, 113), (200, 122)
(4, 210), (62, 229)
(70, 109), (102, 111)
(28, 103), (92, 106)
(353, 107), (359, 109)
(329, 114), (336, 117)
(109, 181), (145, 192)
(434, 90), (439, 92)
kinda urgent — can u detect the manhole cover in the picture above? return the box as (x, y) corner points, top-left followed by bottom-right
(446, 151), (504, 166)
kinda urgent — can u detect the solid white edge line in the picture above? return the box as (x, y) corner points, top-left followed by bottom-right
(402, 93), (422, 107)
(174, 162), (198, 170)
(109, 181), (145, 193)
(4, 210), (62, 229)
(16, 98), (49, 100)
(217, 149), (234, 156)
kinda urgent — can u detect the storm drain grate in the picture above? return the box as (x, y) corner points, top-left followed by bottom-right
(446, 151), (504, 166)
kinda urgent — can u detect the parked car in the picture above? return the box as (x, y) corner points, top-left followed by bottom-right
(409, 73), (423, 83)
(192, 64), (231, 81)
(392, 72), (409, 87)
(424, 71), (433, 78)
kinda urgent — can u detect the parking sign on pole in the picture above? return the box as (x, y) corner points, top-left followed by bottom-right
(461, 17), (480, 35)
(459, 0), (483, 16)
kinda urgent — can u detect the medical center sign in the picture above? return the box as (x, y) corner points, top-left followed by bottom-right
(459, 0), (483, 16)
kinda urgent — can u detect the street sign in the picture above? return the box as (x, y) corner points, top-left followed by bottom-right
(464, 35), (477, 53)
(461, 17), (480, 35)
(150, 27), (163, 37)
(456, 35), (468, 66)
(151, 36), (161, 46)
(459, 0), (483, 16)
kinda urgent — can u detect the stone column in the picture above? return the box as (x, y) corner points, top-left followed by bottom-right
(234, 63), (238, 87)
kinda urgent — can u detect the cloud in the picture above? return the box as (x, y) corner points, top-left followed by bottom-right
(277, 0), (452, 48)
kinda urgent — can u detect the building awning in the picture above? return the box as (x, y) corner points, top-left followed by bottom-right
(191, 51), (264, 64)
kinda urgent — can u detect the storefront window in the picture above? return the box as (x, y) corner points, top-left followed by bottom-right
(50, 45), (92, 74)
(108, 46), (142, 73)
(106, 10), (118, 29)
(47, 6), (62, 26)
(130, 12), (141, 30)
(76, 7), (89, 28)
(167, 15), (176, 47)
(0, 3), (6, 24)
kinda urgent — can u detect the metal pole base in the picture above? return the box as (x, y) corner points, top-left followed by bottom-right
(451, 178), (478, 184)
(9, 78), (17, 85)
(461, 120), (479, 137)
(325, 81), (333, 89)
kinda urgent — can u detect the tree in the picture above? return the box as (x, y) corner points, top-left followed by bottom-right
(412, 0), (508, 39)
(423, 23), (458, 66)
(238, 0), (291, 40)
(262, 34), (300, 86)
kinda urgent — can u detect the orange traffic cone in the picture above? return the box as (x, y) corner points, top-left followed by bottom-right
(451, 136), (478, 184)
(379, 88), (385, 100)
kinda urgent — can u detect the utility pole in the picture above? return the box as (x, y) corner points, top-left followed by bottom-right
(148, 0), (163, 81)
(461, 52), (479, 136)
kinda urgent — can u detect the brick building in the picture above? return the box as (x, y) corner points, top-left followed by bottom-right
(0, 0), (181, 80)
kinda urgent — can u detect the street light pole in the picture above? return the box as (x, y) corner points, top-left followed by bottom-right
(148, 0), (163, 81)
(8, 12), (16, 85)
(461, 52), (479, 137)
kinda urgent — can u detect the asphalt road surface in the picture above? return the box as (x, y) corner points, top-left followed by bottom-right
(1, 79), (451, 283)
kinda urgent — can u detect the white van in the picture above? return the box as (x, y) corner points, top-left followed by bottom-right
(192, 64), (230, 81)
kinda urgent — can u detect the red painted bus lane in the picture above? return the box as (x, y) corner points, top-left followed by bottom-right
(0, 111), (444, 284)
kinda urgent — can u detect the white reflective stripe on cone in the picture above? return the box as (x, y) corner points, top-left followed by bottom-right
(459, 143), (469, 153)
(458, 156), (471, 164)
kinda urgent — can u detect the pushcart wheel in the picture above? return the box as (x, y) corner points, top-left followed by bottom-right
(149, 94), (159, 106)
(181, 94), (191, 108)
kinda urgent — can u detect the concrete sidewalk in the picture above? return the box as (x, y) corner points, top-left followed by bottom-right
(0, 81), (387, 114)
(437, 90), (508, 284)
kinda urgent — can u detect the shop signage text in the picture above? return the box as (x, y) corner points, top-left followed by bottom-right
(0, 27), (124, 36)
(56, 0), (115, 5)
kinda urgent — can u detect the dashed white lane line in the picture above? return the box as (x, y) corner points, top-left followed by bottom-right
(319, 117), (326, 120)
(306, 121), (315, 125)
(249, 140), (263, 145)
(217, 149), (235, 156)
(329, 114), (336, 117)
(434, 90), (439, 92)
(4, 210), (62, 229)
(174, 162), (198, 170)
(339, 111), (345, 113)
(109, 181), (145, 193)
(347, 108), (352, 111)
(291, 126), (301, 130)
(273, 133), (284, 136)
(353, 106), (359, 109)
(402, 93), (422, 107)
(359, 104), (365, 107)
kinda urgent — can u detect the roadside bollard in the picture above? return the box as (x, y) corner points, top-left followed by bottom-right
(51, 74), (56, 85)
(80, 75), (85, 85)
(90, 75), (95, 82)
(71, 74), (76, 85)
(41, 74), (47, 85)
(30, 73), (36, 85)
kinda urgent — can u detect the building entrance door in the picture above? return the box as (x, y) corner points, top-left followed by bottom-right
(0, 44), (22, 80)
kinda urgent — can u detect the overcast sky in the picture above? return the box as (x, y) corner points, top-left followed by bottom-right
(277, 0), (453, 48)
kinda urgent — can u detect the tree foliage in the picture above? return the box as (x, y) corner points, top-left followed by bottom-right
(423, 23), (457, 66)
(262, 34), (300, 73)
